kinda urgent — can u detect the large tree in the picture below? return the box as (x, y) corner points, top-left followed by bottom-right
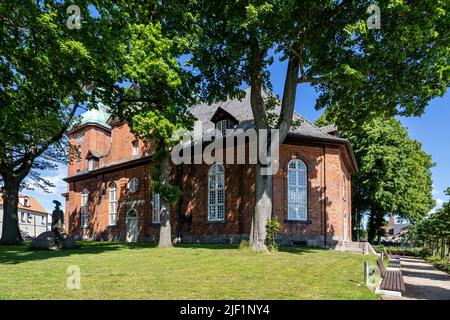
(0, 0), (187, 244)
(317, 114), (435, 243)
(184, 0), (450, 250)
(0, 1), (115, 244)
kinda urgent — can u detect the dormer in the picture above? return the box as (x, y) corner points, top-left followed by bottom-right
(19, 196), (30, 207)
(210, 107), (239, 137)
(321, 124), (340, 137)
(86, 150), (101, 171)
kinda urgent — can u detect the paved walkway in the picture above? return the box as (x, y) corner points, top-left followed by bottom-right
(384, 257), (450, 300)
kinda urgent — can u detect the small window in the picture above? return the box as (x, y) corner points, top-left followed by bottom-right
(27, 213), (32, 223)
(152, 192), (161, 224)
(20, 212), (25, 223)
(88, 158), (94, 171)
(128, 178), (139, 193)
(132, 141), (139, 156)
(208, 164), (225, 221)
(81, 188), (89, 228)
(215, 120), (227, 137)
(109, 183), (117, 226)
(23, 198), (29, 207)
(287, 159), (307, 221)
(41, 215), (45, 225)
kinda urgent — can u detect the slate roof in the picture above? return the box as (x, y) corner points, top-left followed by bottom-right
(190, 88), (345, 142)
(320, 124), (339, 134)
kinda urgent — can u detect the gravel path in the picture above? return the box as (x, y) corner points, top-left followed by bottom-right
(384, 257), (450, 300)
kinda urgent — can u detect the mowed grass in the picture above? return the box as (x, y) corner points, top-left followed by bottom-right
(0, 242), (379, 300)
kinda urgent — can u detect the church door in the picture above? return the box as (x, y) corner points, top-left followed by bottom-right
(126, 209), (138, 243)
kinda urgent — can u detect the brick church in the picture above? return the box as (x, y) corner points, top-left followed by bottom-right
(63, 89), (357, 247)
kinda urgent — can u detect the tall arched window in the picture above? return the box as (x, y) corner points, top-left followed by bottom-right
(81, 188), (89, 228)
(109, 183), (117, 226)
(208, 164), (225, 221)
(287, 159), (307, 221)
(152, 192), (161, 224)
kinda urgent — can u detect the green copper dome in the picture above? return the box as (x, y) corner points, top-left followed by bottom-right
(77, 102), (111, 130)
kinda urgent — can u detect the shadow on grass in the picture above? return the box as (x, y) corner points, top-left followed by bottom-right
(0, 241), (321, 265)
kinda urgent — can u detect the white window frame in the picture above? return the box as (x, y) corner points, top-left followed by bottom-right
(41, 215), (45, 225)
(152, 192), (161, 224)
(109, 183), (117, 226)
(20, 211), (25, 223)
(26, 212), (32, 223)
(81, 188), (89, 228)
(215, 120), (227, 137)
(88, 158), (94, 171)
(132, 141), (139, 156)
(287, 159), (308, 221)
(208, 164), (225, 222)
(128, 178), (139, 193)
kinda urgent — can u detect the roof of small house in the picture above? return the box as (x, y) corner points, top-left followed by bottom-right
(0, 194), (48, 214)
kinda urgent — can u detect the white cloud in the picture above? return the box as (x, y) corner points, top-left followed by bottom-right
(23, 165), (68, 213)
(429, 198), (445, 214)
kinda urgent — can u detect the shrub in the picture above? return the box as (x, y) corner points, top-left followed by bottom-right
(239, 240), (249, 250)
(266, 217), (281, 252)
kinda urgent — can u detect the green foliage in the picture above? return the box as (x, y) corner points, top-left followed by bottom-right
(266, 217), (281, 252)
(425, 257), (450, 274)
(407, 189), (450, 248)
(317, 113), (435, 243)
(239, 240), (250, 250)
(153, 182), (182, 205)
(186, 0), (450, 116)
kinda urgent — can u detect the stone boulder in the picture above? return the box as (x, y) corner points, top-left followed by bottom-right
(61, 235), (78, 249)
(31, 231), (56, 250)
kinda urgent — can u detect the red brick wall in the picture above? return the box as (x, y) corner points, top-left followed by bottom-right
(65, 122), (354, 245)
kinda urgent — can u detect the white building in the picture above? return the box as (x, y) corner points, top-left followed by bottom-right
(0, 194), (49, 239)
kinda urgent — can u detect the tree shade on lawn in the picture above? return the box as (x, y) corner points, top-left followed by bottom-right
(0, 243), (378, 300)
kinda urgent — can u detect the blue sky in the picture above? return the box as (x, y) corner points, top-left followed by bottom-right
(26, 58), (449, 216)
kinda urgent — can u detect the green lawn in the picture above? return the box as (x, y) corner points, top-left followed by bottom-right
(0, 242), (379, 300)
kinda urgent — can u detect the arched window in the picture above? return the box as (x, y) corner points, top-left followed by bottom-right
(152, 192), (161, 224)
(81, 188), (89, 228)
(109, 183), (117, 226)
(287, 159), (307, 221)
(208, 164), (225, 221)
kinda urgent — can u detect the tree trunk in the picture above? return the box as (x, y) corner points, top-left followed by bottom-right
(250, 164), (272, 252)
(367, 206), (377, 244)
(448, 239), (450, 259)
(158, 153), (172, 248)
(0, 178), (23, 245)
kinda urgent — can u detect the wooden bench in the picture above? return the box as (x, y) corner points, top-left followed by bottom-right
(383, 248), (401, 268)
(377, 258), (405, 293)
(386, 248), (401, 259)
